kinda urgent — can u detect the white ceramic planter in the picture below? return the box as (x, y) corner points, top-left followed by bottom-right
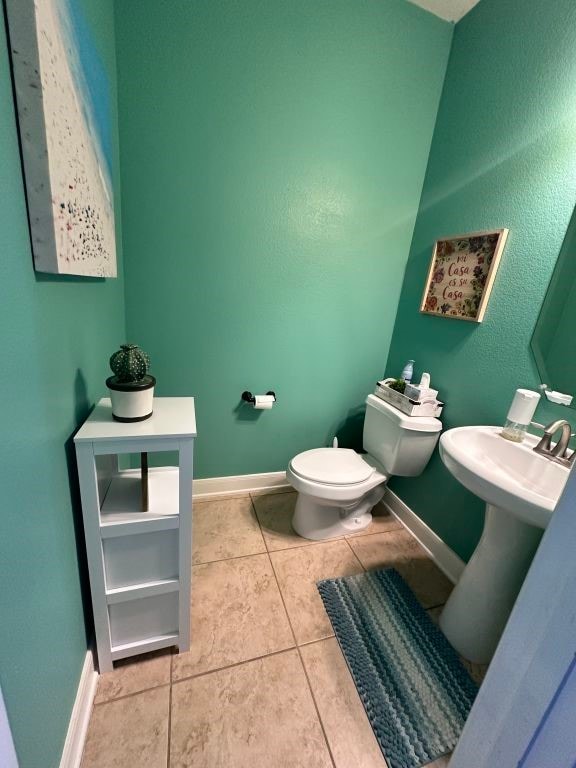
(106, 376), (155, 422)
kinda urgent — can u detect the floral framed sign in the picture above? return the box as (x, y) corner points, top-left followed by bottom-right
(420, 229), (509, 322)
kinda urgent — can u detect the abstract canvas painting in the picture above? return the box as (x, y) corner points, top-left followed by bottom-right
(6, 0), (117, 276)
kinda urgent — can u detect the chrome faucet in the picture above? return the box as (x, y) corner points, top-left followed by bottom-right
(533, 419), (575, 466)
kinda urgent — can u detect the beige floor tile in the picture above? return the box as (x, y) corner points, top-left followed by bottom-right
(193, 491), (250, 502)
(170, 650), (332, 768)
(252, 491), (319, 551)
(345, 501), (403, 538)
(172, 553), (294, 680)
(192, 496), (265, 564)
(301, 638), (388, 768)
(270, 540), (363, 644)
(347, 527), (423, 568)
(249, 485), (293, 497)
(426, 755), (452, 766)
(427, 605), (443, 624)
(95, 649), (171, 704)
(460, 656), (488, 686)
(81, 686), (169, 768)
(348, 529), (453, 609)
(396, 558), (454, 610)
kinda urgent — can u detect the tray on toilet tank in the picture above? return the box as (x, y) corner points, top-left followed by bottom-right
(374, 380), (443, 418)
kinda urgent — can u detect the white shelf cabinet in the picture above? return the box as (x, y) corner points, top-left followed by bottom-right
(74, 397), (196, 672)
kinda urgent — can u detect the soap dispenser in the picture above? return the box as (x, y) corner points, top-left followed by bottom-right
(401, 360), (415, 383)
(501, 388), (541, 442)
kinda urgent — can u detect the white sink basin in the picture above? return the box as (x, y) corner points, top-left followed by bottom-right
(438, 425), (569, 664)
(439, 426), (569, 529)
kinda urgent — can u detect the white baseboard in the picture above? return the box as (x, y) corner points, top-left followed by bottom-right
(60, 650), (98, 768)
(383, 488), (465, 584)
(193, 471), (290, 499)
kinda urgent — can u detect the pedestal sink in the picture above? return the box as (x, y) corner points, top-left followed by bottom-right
(439, 426), (569, 664)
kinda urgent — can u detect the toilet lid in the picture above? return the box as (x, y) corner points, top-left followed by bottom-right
(290, 448), (375, 485)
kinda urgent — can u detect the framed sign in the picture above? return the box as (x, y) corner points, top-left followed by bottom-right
(420, 229), (508, 322)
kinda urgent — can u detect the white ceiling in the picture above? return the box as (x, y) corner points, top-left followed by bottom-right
(406, 0), (482, 23)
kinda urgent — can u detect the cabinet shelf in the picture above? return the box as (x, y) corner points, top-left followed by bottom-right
(100, 516), (179, 538)
(100, 467), (180, 528)
(111, 633), (180, 662)
(106, 578), (179, 605)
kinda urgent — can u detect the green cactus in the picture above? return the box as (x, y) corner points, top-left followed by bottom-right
(109, 343), (150, 384)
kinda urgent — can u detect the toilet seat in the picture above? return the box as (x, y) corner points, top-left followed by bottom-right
(287, 449), (387, 503)
(289, 448), (375, 485)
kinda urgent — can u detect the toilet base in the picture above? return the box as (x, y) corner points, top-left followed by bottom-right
(292, 484), (386, 541)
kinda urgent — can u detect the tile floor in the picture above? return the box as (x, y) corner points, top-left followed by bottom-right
(81, 489), (487, 768)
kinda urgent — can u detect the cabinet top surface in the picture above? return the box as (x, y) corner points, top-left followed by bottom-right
(74, 397), (197, 442)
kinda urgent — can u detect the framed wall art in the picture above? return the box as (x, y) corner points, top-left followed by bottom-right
(420, 229), (509, 322)
(6, 0), (117, 276)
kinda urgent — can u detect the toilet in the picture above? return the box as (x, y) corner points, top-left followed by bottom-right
(287, 394), (442, 540)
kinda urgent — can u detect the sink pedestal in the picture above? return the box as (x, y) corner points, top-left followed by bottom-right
(440, 504), (542, 664)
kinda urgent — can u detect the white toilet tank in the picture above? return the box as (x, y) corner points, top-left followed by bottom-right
(363, 394), (442, 476)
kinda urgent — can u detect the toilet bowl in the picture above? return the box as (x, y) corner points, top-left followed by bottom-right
(287, 449), (388, 539)
(287, 394), (442, 540)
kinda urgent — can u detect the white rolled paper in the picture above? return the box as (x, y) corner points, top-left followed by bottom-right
(506, 388), (540, 425)
(253, 394), (275, 410)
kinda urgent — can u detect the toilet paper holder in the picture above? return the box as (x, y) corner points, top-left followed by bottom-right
(241, 390), (276, 405)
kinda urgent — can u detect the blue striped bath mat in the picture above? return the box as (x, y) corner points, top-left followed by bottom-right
(317, 569), (478, 768)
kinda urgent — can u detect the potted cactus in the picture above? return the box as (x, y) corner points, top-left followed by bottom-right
(106, 343), (156, 422)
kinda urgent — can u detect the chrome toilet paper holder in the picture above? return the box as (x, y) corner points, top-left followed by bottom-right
(241, 390), (276, 405)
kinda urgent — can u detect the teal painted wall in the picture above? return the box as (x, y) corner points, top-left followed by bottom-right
(0, 2), (123, 766)
(386, 0), (576, 561)
(115, 0), (452, 478)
